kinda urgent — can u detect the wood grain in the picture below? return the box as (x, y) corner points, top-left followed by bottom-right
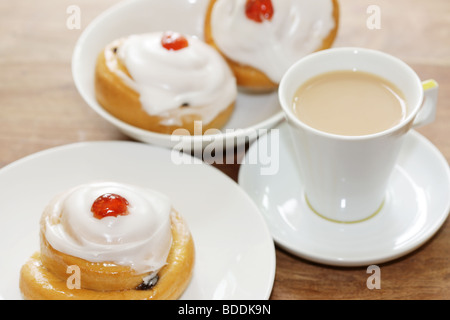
(0, 0), (448, 299)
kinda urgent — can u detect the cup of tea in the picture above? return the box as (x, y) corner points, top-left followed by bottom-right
(278, 47), (438, 223)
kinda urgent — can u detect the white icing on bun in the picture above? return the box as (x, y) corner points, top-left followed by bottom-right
(113, 32), (237, 125)
(210, 0), (336, 83)
(42, 182), (173, 274)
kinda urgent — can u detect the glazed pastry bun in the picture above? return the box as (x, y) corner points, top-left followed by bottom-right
(95, 31), (237, 134)
(19, 182), (195, 300)
(204, 0), (340, 91)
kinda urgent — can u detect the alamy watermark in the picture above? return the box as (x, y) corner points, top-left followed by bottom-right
(67, 4), (382, 31)
(367, 4), (381, 30)
(62, 264), (382, 292)
(66, 264), (81, 289)
(366, 265), (381, 289)
(170, 121), (280, 176)
(66, 5), (81, 30)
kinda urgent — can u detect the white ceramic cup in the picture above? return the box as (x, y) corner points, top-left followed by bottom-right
(279, 47), (438, 223)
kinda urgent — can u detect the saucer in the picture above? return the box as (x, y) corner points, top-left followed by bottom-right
(238, 121), (450, 267)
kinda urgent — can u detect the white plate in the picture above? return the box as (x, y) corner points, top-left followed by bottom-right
(72, 0), (284, 151)
(0, 142), (275, 300)
(238, 122), (450, 267)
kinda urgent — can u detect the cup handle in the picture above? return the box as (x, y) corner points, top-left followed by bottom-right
(412, 79), (439, 128)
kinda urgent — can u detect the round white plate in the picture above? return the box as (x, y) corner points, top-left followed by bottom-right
(72, 0), (283, 151)
(238, 121), (450, 267)
(0, 142), (275, 300)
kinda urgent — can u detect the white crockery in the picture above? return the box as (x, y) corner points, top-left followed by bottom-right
(72, 0), (283, 151)
(239, 122), (450, 266)
(0, 142), (275, 299)
(278, 47), (439, 222)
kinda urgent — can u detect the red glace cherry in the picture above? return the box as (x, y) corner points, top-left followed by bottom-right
(161, 31), (189, 51)
(91, 193), (130, 219)
(245, 0), (274, 23)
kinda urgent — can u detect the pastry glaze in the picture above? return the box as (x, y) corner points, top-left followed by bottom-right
(204, 0), (340, 92)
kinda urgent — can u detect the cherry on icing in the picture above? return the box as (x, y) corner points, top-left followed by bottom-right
(161, 31), (189, 51)
(91, 193), (130, 219)
(245, 0), (274, 23)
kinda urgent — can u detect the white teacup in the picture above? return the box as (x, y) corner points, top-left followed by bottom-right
(279, 47), (438, 223)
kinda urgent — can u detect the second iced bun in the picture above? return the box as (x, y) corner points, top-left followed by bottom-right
(204, 0), (339, 92)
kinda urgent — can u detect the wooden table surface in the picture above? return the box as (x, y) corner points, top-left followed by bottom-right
(1, 0), (449, 300)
